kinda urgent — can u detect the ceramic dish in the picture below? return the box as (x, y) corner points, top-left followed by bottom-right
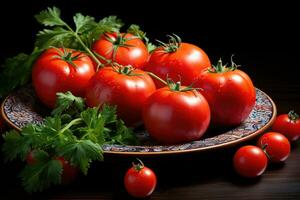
(1, 86), (276, 155)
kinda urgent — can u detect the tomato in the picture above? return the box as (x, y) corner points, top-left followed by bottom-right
(195, 58), (256, 126)
(233, 145), (268, 178)
(32, 48), (95, 108)
(54, 157), (78, 185)
(271, 110), (300, 141)
(86, 66), (156, 126)
(92, 32), (149, 68)
(143, 35), (211, 88)
(257, 132), (291, 162)
(26, 150), (38, 165)
(26, 151), (77, 184)
(124, 159), (157, 198)
(142, 81), (210, 144)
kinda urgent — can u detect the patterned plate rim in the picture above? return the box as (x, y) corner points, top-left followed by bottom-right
(1, 88), (277, 156)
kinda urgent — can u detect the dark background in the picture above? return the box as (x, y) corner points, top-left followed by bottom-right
(1, 0), (299, 92)
(1, 0), (300, 199)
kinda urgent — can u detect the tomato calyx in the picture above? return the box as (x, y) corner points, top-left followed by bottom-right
(156, 34), (181, 53)
(261, 143), (271, 159)
(52, 48), (85, 68)
(208, 56), (240, 73)
(116, 65), (135, 75)
(104, 33), (138, 62)
(110, 64), (141, 76)
(132, 158), (145, 172)
(167, 78), (199, 92)
(288, 110), (299, 121)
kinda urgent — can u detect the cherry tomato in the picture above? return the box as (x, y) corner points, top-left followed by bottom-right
(144, 35), (211, 88)
(233, 145), (268, 178)
(32, 48), (95, 108)
(124, 159), (157, 198)
(86, 66), (156, 126)
(195, 58), (256, 126)
(92, 32), (149, 68)
(143, 81), (210, 144)
(257, 132), (291, 162)
(271, 110), (300, 141)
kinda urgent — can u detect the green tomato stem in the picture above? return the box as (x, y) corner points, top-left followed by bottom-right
(147, 72), (167, 85)
(174, 82), (181, 91)
(64, 23), (102, 70)
(288, 110), (299, 121)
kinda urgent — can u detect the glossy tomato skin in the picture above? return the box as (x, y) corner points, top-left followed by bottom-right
(233, 145), (268, 178)
(32, 48), (95, 108)
(195, 69), (256, 126)
(257, 132), (291, 162)
(272, 113), (300, 141)
(92, 33), (149, 68)
(143, 87), (210, 144)
(86, 67), (156, 126)
(124, 165), (157, 198)
(144, 43), (211, 88)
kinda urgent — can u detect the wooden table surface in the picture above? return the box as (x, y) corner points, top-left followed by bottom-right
(1, 52), (300, 200)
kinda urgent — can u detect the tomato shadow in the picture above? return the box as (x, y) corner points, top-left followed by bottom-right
(202, 125), (236, 139)
(267, 162), (286, 171)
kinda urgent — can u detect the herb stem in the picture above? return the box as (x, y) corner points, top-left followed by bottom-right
(58, 118), (83, 135)
(64, 23), (102, 70)
(147, 72), (167, 85)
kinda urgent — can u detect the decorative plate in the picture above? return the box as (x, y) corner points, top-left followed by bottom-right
(1, 86), (276, 155)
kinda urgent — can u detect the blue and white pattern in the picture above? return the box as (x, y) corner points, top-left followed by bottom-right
(2, 86), (275, 154)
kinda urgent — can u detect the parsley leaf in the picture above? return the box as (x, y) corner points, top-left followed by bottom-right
(0, 48), (42, 98)
(82, 15), (124, 48)
(58, 140), (103, 175)
(106, 119), (139, 145)
(35, 27), (75, 49)
(2, 91), (139, 193)
(51, 92), (85, 116)
(20, 153), (63, 193)
(35, 7), (66, 27)
(73, 13), (96, 34)
(1, 130), (28, 162)
(127, 24), (156, 52)
(101, 104), (117, 124)
(79, 107), (106, 144)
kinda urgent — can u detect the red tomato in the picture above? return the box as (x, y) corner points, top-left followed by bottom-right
(26, 150), (38, 165)
(92, 32), (149, 68)
(26, 152), (77, 184)
(85, 66), (156, 126)
(195, 59), (256, 126)
(233, 145), (268, 178)
(144, 35), (211, 88)
(271, 110), (300, 141)
(54, 157), (78, 185)
(124, 159), (157, 198)
(257, 132), (291, 162)
(143, 81), (210, 144)
(32, 48), (95, 108)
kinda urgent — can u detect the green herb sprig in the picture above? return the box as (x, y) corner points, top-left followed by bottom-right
(2, 91), (138, 192)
